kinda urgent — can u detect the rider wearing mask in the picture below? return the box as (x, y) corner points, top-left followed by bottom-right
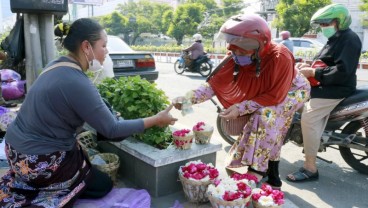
(280, 30), (294, 53)
(182, 33), (204, 67)
(173, 14), (310, 188)
(287, 4), (362, 182)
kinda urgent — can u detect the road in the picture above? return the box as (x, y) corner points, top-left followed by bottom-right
(154, 62), (368, 208)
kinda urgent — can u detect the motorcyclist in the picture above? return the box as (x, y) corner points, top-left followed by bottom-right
(182, 33), (204, 68)
(287, 3), (362, 182)
(280, 31), (293, 53)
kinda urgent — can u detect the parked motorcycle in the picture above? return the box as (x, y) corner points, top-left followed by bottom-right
(213, 86), (368, 175)
(174, 51), (213, 77)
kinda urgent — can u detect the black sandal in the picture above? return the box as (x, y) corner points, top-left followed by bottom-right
(286, 167), (319, 182)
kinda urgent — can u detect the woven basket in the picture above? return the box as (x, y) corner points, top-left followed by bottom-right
(76, 131), (98, 149)
(178, 173), (211, 203)
(173, 135), (194, 150)
(207, 193), (251, 208)
(90, 153), (120, 182)
(252, 200), (282, 208)
(193, 129), (214, 144)
(220, 115), (250, 136)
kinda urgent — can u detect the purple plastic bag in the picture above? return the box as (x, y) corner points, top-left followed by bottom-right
(0, 69), (21, 82)
(74, 188), (151, 208)
(2, 80), (25, 100)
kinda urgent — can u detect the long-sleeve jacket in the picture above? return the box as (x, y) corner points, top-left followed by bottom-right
(183, 41), (204, 60)
(312, 28), (362, 99)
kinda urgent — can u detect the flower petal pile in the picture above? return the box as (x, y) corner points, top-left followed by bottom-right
(179, 160), (219, 182)
(193, 122), (205, 131)
(173, 129), (191, 137)
(207, 174), (254, 202)
(252, 184), (284, 207)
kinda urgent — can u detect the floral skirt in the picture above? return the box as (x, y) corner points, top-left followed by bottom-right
(0, 142), (91, 207)
(226, 73), (310, 172)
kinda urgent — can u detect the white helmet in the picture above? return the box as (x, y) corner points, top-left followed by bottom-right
(193, 33), (202, 41)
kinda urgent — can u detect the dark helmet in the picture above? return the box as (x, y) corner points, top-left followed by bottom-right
(280, 31), (291, 40)
(311, 4), (351, 30)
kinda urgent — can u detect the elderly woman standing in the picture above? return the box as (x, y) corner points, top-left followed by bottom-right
(0, 18), (176, 207)
(173, 14), (310, 188)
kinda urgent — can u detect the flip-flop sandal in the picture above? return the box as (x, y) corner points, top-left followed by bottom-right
(286, 167), (319, 182)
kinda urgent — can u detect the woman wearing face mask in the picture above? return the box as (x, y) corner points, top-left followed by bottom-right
(287, 4), (362, 182)
(173, 14), (310, 188)
(0, 18), (177, 207)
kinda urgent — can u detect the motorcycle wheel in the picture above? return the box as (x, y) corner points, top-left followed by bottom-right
(198, 62), (212, 77)
(174, 60), (185, 74)
(216, 115), (238, 145)
(339, 120), (368, 175)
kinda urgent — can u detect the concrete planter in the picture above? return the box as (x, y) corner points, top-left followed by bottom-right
(98, 137), (222, 197)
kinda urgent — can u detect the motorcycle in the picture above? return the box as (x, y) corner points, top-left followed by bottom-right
(174, 51), (213, 77)
(213, 86), (368, 175)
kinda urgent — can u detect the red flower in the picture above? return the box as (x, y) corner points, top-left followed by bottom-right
(179, 161), (219, 181)
(192, 122), (205, 131)
(223, 191), (241, 201)
(231, 173), (259, 183)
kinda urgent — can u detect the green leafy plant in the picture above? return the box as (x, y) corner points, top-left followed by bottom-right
(97, 76), (173, 149)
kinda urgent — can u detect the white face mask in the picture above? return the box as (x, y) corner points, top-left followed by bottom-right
(85, 43), (103, 72)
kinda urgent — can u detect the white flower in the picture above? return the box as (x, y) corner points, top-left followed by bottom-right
(258, 195), (276, 207)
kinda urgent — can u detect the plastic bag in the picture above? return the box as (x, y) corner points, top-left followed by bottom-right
(1, 69), (21, 82)
(0, 16), (25, 67)
(2, 80), (26, 101)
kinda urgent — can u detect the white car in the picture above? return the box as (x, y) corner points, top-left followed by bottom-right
(273, 37), (324, 57)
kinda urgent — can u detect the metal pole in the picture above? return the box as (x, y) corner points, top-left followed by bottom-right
(23, 14), (34, 91)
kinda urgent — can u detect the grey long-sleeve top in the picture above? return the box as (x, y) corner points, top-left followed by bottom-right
(5, 56), (144, 155)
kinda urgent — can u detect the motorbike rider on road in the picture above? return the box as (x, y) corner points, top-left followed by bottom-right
(287, 3), (362, 182)
(182, 33), (204, 68)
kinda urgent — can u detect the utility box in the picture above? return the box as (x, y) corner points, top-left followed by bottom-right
(10, 0), (68, 15)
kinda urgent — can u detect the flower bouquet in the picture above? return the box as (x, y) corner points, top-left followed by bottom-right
(192, 121), (214, 144)
(206, 173), (258, 208)
(172, 129), (194, 149)
(178, 160), (219, 203)
(251, 184), (284, 208)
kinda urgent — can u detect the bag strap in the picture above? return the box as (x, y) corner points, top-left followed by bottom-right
(40, 62), (82, 76)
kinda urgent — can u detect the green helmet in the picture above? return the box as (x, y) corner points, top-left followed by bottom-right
(311, 3), (351, 30)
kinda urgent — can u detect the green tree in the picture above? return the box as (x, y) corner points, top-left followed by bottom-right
(221, 0), (244, 17)
(97, 11), (127, 36)
(167, 3), (205, 45)
(185, 0), (218, 11)
(274, 0), (331, 37)
(360, 0), (368, 27)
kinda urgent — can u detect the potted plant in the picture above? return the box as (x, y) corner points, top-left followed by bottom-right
(97, 76), (173, 149)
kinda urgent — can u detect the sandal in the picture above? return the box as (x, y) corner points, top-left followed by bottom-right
(286, 167), (319, 182)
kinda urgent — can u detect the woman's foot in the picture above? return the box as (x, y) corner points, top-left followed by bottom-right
(286, 167), (319, 182)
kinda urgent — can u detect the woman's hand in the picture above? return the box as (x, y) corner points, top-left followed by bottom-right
(219, 104), (240, 120)
(295, 62), (310, 70)
(172, 96), (187, 110)
(299, 67), (315, 78)
(155, 105), (178, 127)
(144, 105), (177, 128)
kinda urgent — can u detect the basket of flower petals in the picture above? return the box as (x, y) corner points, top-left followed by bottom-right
(178, 160), (219, 203)
(172, 129), (194, 150)
(192, 122), (214, 144)
(251, 184), (285, 208)
(206, 173), (258, 208)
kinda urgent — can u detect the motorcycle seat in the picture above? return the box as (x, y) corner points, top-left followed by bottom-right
(332, 86), (368, 113)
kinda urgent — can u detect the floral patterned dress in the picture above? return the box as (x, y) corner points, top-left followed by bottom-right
(0, 143), (90, 207)
(188, 72), (310, 172)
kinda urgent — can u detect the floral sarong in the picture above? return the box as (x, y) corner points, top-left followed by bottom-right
(0, 142), (91, 207)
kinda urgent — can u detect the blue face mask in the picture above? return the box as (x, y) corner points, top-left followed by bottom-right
(232, 54), (253, 66)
